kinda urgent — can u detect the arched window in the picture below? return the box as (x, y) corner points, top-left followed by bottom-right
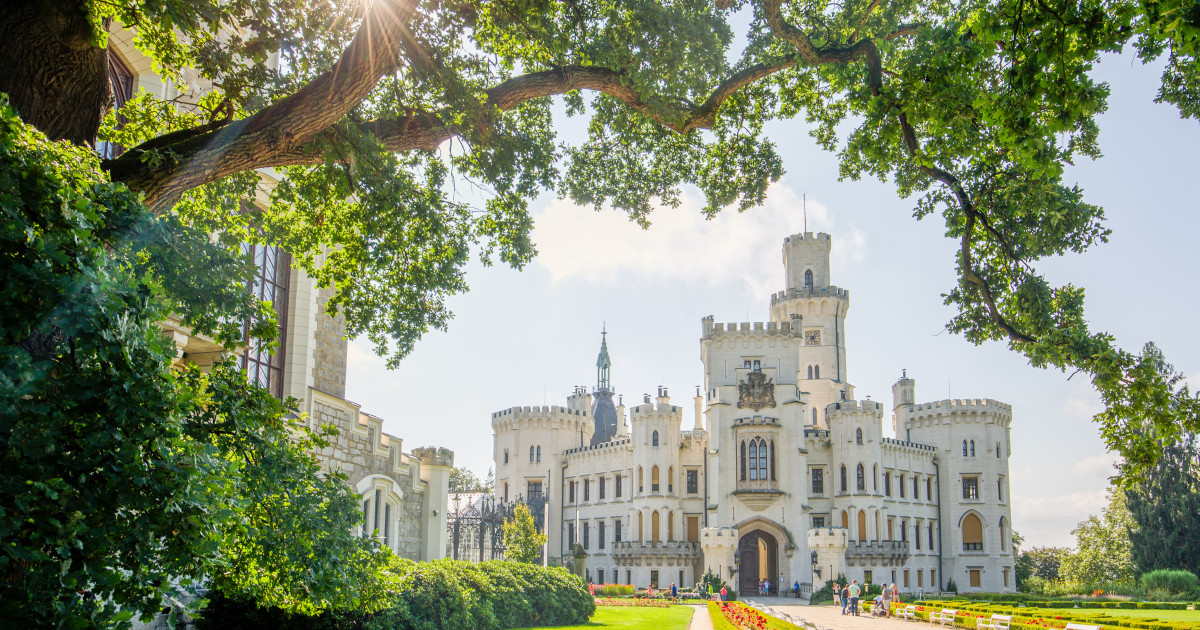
(504, 449), (509, 464)
(668, 510), (675, 541)
(812, 408), (818, 424)
(840, 465), (847, 492)
(962, 513), (984, 550)
(668, 466), (674, 493)
(638, 466), (644, 493)
(814, 365), (820, 379)
(856, 463), (865, 491)
(999, 517), (1008, 551)
(856, 428), (863, 445)
(962, 440), (968, 456)
(805, 269), (814, 289)
(749, 439), (759, 480)
(807, 365), (813, 379)
(740, 441), (747, 481)
(652, 430), (659, 446)
(637, 511), (644, 541)
(651, 511), (661, 542)
(769, 440), (776, 481)
(536, 446), (541, 462)
(529, 446), (535, 462)
(757, 438), (767, 481)
(651, 465), (660, 492)
(970, 440), (976, 456)
(873, 464), (878, 491)
(858, 510), (868, 541)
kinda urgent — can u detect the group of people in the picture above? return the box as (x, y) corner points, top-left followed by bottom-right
(832, 579), (901, 616)
(757, 579), (773, 595)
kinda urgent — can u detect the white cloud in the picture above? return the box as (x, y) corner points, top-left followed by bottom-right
(1012, 489), (1108, 548)
(532, 183), (866, 297)
(1072, 453), (1119, 478)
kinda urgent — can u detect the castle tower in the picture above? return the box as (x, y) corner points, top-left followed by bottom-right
(768, 232), (851, 427)
(590, 329), (619, 445)
(892, 370), (916, 437)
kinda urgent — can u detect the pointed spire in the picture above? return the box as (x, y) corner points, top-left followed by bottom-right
(596, 326), (611, 390)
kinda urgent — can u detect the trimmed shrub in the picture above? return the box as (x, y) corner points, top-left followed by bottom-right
(196, 559), (594, 630)
(1141, 571), (1200, 597)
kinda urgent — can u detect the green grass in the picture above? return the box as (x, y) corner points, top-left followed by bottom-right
(510, 605), (696, 630)
(1082, 609), (1200, 622)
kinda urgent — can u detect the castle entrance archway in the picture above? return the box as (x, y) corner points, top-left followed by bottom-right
(737, 529), (779, 596)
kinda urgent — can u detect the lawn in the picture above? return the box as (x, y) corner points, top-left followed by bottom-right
(510, 604), (696, 630)
(1077, 609), (1200, 623)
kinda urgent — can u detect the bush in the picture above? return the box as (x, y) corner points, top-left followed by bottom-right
(1141, 571), (1200, 597)
(594, 583), (635, 597)
(196, 559), (594, 630)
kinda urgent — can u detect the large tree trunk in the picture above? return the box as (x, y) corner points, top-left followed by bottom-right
(0, 0), (109, 146)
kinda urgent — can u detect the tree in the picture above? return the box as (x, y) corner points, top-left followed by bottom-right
(0, 104), (385, 627)
(502, 503), (547, 565)
(449, 466), (484, 493)
(484, 467), (496, 495)
(1024, 547), (1071, 582)
(1061, 489), (1136, 585)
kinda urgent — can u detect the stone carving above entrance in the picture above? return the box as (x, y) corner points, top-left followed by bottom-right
(737, 368), (776, 411)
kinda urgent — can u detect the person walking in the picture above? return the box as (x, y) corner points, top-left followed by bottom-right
(793, 581), (800, 598)
(671, 583), (678, 598)
(849, 579), (861, 616)
(881, 582), (893, 617)
(841, 583), (850, 614)
(892, 582), (901, 603)
(833, 582), (841, 608)
(720, 585), (727, 601)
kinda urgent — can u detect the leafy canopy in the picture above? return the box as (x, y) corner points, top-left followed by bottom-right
(503, 503), (548, 565)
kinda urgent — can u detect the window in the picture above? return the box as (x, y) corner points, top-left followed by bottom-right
(528, 481), (543, 502)
(969, 569), (981, 588)
(900, 519), (907, 541)
(638, 467), (644, 493)
(903, 569), (910, 588)
(900, 473), (906, 498)
(599, 477), (606, 499)
(583, 522), (590, 549)
(963, 477), (979, 500)
(997, 442), (1002, 458)
(584, 479), (590, 501)
(668, 510), (674, 541)
(361, 497), (371, 538)
(931, 569), (937, 588)
(740, 441), (747, 481)
(747, 437), (768, 481)
(963, 513), (984, 550)
(637, 512), (643, 540)
(926, 478), (932, 500)
(770, 440), (776, 480)
(812, 408), (818, 424)
(688, 516), (699, 542)
(668, 466), (674, 492)
(918, 569), (924, 588)
(687, 469), (698, 493)
(530, 446), (535, 462)
(812, 468), (824, 494)
(813, 516), (826, 528)
(915, 522), (921, 549)
(626, 570), (632, 584)
(651, 511), (660, 541)
(963, 440), (969, 456)
(856, 428), (863, 444)
(998, 477), (1004, 501)
(808, 365), (813, 379)
(504, 449), (509, 464)
(1003, 567), (1010, 587)
(856, 464), (865, 491)
(929, 522), (935, 550)
(873, 464), (878, 491)
(598, 569), (604, 584)
(616, 475), (623, 498)
(652, 430), (659, 446)
(568, 523), (575, 546)
(749, 439), (759, 480)
(884, 473), (891, 496)
(614, 519), (622, 542)
(241, 244), (290, 398)
(805, 269), (814, 289)
(536, 446), (541, 462)
(650, 570), (659, 589)
(503, 482), (509, 503)
(888, 518), (894, 540)
(970, 440), (976, 457)
(99, 52), (135, 159)
(840, 465), (847, 492)
(999, 517), (1008, 551)
(651, 465), (660, 492)
(569, 481), (575, 503)
(864, 569), (873, 584)
(814, 365), (820, 379)
(914, 475), (920, 499)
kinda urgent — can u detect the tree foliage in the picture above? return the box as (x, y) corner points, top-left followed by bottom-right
(1061, 488), (1136, 585)
(502, 503), (548, 565)
(0, 99), (383, 627)
(449, 466), (485, 493)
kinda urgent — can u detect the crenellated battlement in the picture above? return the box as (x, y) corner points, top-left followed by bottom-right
(770, 285), (850, 304)
(784, 231), (832, 243)
(630, 402), (682, 416)
(905, 398), (1012, 423)
(411, 446), (454, 467)
(563, 436), (632, 457)
(880, 436), (937, 453)
(733, 415), (781, 428)
(491, 405), (590, 419)
(825, 399), (885, 417)
(700, 317), (804, 339)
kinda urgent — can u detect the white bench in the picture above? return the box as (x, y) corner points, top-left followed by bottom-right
(929, 609), (958, 628)
(977, 614), (1013, 630)
(1064, 624), (1101, 630)
(896, 605), (918, 621)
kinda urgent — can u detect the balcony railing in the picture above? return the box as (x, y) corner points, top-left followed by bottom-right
(846, 540), (911, 565)
(610, 541), (703, 564)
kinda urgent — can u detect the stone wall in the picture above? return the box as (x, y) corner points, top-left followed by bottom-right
(313, 286), (348, 398)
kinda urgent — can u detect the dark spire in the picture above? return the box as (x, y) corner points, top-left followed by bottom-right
(596, 325), (611, 391)
(591, 325), (618, 445)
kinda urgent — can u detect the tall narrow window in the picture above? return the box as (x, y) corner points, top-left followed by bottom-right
(963, 513), (984, 550)
(651, 465), (660, 492)
(805, 269), (814, 290)
(856, 428), (863, 444)
(614, 518), (622, 542)
(999, 517), (1008, 550)
(584, 479), (590, 501)
(927, 478), (932, 500)
(530, 446), (535, 462)
(740, 441), (747, 480)
(962, 440), (969, 456)
(569, 481), (575, 503)
(383, 503), (391, 547)
(758, 439), (767, 481)
(536, 446), (541, 462)
(997, 442), (1002, 458)
(504, 449), (509, 464)
(769, 440), (776, 480)
(970, 440), (976, 456)
(667, 466), (674, 493)
(687, 469), (698, 493)
(652, 430), (659, 446)
(885, 472), (891, 496)
(914, 475), (920, 498)
(651, 511), (660, 542)
(599, 477), (606, 499)
(98, 51), (135, 159)
(812, 468), (824, 494)
(242, 243), (290, 399)
(840, 465), (847, 492)
(616, 475), (622, 497)
(814, 365), (820, 379)
(856, 463), (865, 491)
(963, 477), (979, 499)
(808, 365), (813, 379)
(638, 467), (644, 493)
(873, 464), (878, 491)
(812, 408), (818, 424)
(599, 520), (606, 549)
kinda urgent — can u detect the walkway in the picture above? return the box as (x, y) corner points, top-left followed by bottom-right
(688, 603), (715, 630)
(742, 597), (918, 630)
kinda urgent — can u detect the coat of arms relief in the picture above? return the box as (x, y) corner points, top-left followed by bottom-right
(737, 368), (776, 411)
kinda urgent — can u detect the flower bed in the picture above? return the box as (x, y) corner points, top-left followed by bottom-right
(717, 602), (770, 630)
(896, 601), (1200, 630)
(594, 597), (672, 607)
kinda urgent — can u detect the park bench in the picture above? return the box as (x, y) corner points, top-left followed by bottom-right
(977, 614), (1013, 630)
(929, 609), (958, 628)
(1064, 624), (1101, 630)
(896, 605), (918, 621)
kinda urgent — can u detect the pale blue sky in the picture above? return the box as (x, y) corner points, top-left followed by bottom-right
(346, 49), (1200, 549)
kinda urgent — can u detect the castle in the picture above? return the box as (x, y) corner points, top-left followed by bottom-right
(492, 231), (1016, 595)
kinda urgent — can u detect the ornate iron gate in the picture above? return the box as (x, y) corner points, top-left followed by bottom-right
(446, 493), (548, 562)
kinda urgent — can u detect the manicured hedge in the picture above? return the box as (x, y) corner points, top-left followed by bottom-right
(195, 559), (595, 630)
(900, 600), (1200, 630)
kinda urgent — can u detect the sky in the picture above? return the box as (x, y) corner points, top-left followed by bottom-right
(344, 48), (1200, 550)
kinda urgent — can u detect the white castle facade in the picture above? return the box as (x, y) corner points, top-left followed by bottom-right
(492, 232), (1016, 596)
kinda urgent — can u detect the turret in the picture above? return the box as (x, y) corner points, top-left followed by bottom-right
(693, 386), (704, 431)
(590, 328), (619, 445)
(891, 370), (915, 435)
(783, 232), (833, 292)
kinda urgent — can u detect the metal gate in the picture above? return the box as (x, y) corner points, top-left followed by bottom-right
(446, 493), (548, 562)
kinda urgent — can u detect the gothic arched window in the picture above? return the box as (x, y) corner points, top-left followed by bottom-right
(970, 440), (976, 456)
(962, 440), (968, 456)
(856, 463), (865, 491)
(651, 465), (660, 492)
(807, 365), (813, 379)
(814, 365), (820, 379)
(805, 269), (814, 290)
(962, 513), (984, 550)
(856, 428), (863, 445)
(769, 440), (776, 481)
(840, 465), (847, 492)
(873, 464), (878, 491)
(529, 446), (535, 462)
(536, 446), (541, 462)
(740, 441), (747, 481)
(812, 408), (817, 424)
(652, 430), (659, 446)
(756, 438), (767, 481)
(504, 449), (509, 464)
(749, 439), (759, 480)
